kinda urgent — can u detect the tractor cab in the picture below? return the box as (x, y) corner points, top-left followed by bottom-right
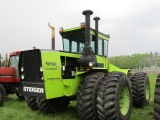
(8, 51), (21, 78)
(60, 26), (110, 57)
(60, 16), (110, 68)
(0, 51), (20, 82)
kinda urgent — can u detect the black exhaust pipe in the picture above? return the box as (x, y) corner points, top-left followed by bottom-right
(82, 10), (93, 47)
(93, 17), (100, 55)
(78, 10), (97, 67)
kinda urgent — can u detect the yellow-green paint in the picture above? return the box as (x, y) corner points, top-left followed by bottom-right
(40, 50), (129, 99)
(108, 63), (129, 75)
(90, 30), (110, 40)
(60, 26), (110, 41)
(62, 27), (82, 32)
(44, 78), (81, 99)
(41, 51), (61, 81)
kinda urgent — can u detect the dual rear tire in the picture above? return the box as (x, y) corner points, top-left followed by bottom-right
(131, 72), (150, 107)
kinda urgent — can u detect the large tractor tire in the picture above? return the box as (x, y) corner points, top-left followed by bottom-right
(25, 96), (38, 111)
(154, 73), (160, 120)
(36, 96), (70, 113)
(77, 72), (105, 120)
(0, 84), (6, 106)
(131, 72), (150, 108)
(97, 72), (132, 120)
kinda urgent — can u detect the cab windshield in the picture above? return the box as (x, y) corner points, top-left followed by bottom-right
(9, 55), (19, 78)
(62, 29), (85, 53)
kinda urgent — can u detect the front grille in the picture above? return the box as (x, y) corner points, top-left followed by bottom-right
(19, 49), (42, 82)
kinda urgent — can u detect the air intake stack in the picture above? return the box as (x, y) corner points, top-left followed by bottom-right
(93, 17), (100, 55)
(78, 10), (97, 67)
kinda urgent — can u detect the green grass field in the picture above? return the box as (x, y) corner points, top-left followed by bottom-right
(0, 74), (157, 120)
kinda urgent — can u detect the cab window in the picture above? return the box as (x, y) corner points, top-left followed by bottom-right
(72, 41), (77, 52)
(104, 40), (108, 56)
(98, 37), (103, 55)
(63, 38), (69, 51)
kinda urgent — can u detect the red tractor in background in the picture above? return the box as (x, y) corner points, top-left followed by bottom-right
(0, 51), (23, 106)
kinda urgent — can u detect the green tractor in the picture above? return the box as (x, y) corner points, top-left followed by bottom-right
(18, 10), (150, 120)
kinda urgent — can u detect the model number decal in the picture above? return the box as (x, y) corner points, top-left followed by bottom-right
(45, 62), (59, 70)
(45, 62), (56, 66)
(23, 86), (44, 93)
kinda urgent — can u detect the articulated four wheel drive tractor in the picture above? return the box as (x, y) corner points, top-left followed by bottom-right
(18, 10), (150, 120)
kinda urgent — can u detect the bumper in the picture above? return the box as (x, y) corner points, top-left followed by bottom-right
(22, 81), (45, 98)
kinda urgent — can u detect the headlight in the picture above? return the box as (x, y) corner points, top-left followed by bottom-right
(21, 67), (24, 72)
(41, 76), (44, 80)
(21, 74), (24, 79)
(89, 62), (93, 67)
(40, 67), (43, 72)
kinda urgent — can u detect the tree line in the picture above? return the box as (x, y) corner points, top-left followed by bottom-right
(108, 53), (149, 69)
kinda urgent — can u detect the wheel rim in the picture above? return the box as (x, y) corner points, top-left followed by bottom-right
(119, 86), (130, 116)
(145, 80), (150, 100)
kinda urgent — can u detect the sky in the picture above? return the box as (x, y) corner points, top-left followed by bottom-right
(0, 0), (160, 57)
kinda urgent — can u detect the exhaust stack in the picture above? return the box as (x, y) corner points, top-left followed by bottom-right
(82, 10), (93, 46)
(93, 17), (100, 55)
(78, 10), (97, 67)
(48, 23), (55, 50)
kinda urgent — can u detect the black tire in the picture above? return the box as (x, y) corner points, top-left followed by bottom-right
(97, 72), (132, 120)
(77, 72), (105, 120)
(36, 96), (70, 113)
(154, 73), (160, 120)
(0, 84), (6, 106)
(131, 72), (150, 108)
(25, 96), (38, 111)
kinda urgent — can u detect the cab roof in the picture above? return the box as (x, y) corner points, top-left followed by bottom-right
(59, 26), (110, 40)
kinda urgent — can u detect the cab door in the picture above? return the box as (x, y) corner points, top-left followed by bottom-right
(94, 37), (109, 68)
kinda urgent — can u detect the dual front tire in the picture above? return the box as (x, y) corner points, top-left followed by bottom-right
(97, 72), (132, 120)
(77, 72), (132, 120)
